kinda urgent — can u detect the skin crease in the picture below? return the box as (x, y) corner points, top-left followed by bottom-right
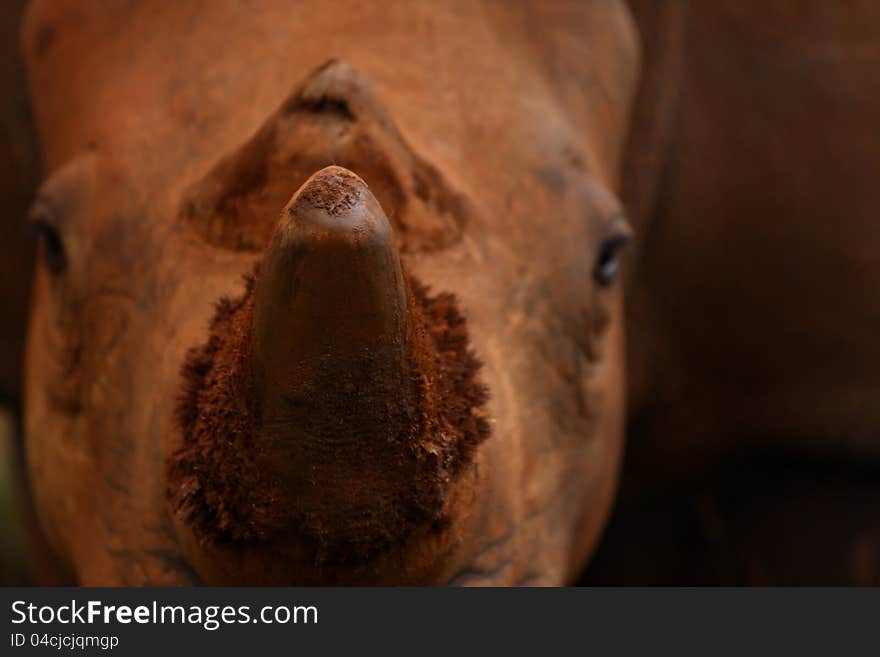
(22, 1), (638, 584)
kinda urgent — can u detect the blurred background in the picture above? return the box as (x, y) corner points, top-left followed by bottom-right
(0, 0), (40, 585)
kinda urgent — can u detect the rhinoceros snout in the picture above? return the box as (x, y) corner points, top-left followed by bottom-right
(168, 166), (489, 571)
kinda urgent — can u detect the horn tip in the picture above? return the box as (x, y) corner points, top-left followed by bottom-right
(279, 165), (390, 245)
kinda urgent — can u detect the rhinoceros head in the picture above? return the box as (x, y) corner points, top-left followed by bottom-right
(22, 1), (638, 584)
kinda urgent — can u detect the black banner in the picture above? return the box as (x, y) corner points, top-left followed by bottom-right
(0, 588), (874, 655)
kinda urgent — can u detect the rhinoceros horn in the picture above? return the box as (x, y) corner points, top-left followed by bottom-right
(252, 165), (425, 555)
(169, 165), (489, 566)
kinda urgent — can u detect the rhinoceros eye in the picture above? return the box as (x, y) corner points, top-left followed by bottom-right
(28, 203), (67, 276)
(593, 221), (632, 288)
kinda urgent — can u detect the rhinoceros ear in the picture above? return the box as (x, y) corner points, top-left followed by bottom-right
(181, 59), (467, 253)
(169, 166), (489, 565)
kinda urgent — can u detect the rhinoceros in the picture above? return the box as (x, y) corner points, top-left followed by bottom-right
(21, 0), (638, 584)
(25, 0), (880, 588)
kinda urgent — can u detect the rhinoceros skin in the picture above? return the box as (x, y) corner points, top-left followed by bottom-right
(22, 0), (638, 585)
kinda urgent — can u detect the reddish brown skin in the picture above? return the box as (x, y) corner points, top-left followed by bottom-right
(22, 1), (637, 584)
(585, 0), (880, 584)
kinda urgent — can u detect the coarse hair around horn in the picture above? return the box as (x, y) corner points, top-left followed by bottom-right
(168, 166), (490, 566)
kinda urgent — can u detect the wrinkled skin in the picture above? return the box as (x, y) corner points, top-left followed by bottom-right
(22, 1), (638, 584)
(587, 0), (880, 585)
